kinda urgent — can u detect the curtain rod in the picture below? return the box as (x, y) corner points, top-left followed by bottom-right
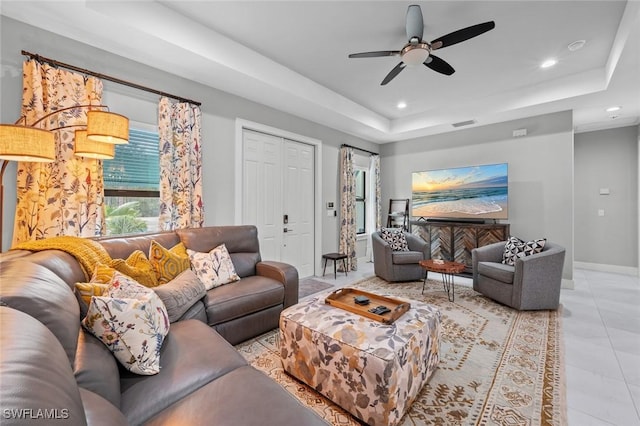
(22, 50), (201, 106)
(341, 143), (379, 156)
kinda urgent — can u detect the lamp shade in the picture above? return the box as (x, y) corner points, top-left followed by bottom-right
(0, 124), (55, 162)
(86, 110), (129, 144)
(74, 130), (115, 159)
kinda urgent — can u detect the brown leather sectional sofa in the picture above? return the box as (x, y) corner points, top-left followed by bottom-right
(0, 225), (327, 425)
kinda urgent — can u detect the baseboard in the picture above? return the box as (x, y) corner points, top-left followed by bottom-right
(561, 279), (574, 290)
(574, 261), (639, 276)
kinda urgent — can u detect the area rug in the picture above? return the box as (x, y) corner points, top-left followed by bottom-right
(298, 277), (335, 299)
(236, 276), (566, 425)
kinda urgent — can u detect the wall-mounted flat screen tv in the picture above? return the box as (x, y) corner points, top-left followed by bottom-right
(412, 163), (508, 220)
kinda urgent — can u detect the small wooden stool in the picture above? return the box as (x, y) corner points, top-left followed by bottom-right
(322, 253), (348, 279)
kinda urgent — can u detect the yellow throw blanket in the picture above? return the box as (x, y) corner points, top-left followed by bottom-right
(13, 236), (112, 280)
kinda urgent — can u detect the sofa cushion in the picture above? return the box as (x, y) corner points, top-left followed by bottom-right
(380, 228), (409, 251)
(74, 329), (121, 408)
(82, 272), (170, 375)
(0, 260), (81, 364)
(143, 365), (328, 426)
(187, 244), (240, 290)
(177, 299), (208, 323)
(478, 261), (515, 284)
(119, 319), (248, 425)
(0, 307), (87, 426)
(177, 225), (261, 277)
(97, 231), (180, 261)
(79, 388), (128, 426)
(149, 240), (191, 285)
(502, 236), (546, 266)
(203, 275), (284, 326)
(153, 269), (206, 322)
(392, 251), (423, 265)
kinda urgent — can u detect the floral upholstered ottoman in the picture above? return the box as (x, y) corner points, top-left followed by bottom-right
(279, 292), (441, 426)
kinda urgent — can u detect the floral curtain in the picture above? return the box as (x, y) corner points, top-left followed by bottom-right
(12, 60), (106, 245)
(158, 97), (204, 230)
(339, 146), (357, 271)
(365, 154), (381, 261)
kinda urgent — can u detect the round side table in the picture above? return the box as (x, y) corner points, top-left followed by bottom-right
(419, 259), (466, 302)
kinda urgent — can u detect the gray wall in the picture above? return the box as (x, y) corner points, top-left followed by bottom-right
(0, 16), (380, 256)
(380, 111), (575, 281)
(574, 126), (639, 268)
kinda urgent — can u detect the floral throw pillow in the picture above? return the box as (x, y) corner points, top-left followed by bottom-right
(502, 236), (547, 266)
(82, 271), (170, 375)
(380, 228), (410, 251)
(187, 244), (241, 290)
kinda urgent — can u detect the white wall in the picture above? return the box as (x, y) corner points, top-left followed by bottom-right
(0, 17), (380, 256)
(380, 111), (575, 281)
(574, 126), (638, 271)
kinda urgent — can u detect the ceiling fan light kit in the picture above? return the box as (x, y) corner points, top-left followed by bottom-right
(348, 4), (495, 85)
(401, 44), (430, 66)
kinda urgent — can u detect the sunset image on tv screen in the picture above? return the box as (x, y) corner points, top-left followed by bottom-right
(411, 163), (508, 220)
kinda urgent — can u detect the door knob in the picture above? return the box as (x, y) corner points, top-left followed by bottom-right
(283, 228), (293, 233)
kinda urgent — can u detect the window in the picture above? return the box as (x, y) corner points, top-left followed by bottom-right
(103, 128), (160, 235)
(355, 168), (366, 235)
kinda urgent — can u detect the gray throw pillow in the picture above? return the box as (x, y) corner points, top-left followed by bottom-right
(153, 269), (206, 322)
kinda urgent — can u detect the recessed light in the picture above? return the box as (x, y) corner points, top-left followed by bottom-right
(397, 101), (407, 109)
(568, 40), (586, 52)
(605, 106), (621, 112)
(541, 59), (557, 69)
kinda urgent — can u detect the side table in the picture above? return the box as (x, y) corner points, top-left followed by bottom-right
(322, 253), (348, 279)
(419, 259), (466, 302)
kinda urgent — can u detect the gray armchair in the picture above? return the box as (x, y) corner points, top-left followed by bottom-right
(372, 231), (429, 282)
(471, 240), (565, 310)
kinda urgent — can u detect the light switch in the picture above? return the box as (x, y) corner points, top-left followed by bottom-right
(598, 209), (605, 217)
(599, 188), (610, 195)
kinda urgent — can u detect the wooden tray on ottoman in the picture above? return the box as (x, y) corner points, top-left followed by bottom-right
(325, 287), (410, 324)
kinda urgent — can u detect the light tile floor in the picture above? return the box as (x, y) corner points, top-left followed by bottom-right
(312, 261), (640, 425)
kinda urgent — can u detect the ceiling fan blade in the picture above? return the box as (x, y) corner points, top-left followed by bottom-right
(348, 51), (401, 58)
(430, 21), (495, 50)
(424, 55), (455, 75)
(406, 4), (424, 41)
(381, 62), (406, 85)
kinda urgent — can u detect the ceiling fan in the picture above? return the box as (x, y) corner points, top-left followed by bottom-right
(348, 4), (495, 85)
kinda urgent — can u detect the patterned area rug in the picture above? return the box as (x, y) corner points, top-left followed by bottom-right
(236, 276), (566, 426)
(298, 277), (335, 299)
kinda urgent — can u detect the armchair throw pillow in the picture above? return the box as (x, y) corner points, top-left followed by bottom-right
(380, 228), (410, 251)
(82, 271), (170, 375)
(502, 236), (546, 266)
(187, 243), (241, 290)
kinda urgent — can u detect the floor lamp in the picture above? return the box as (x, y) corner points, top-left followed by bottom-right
(0, 106), (128, 251)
